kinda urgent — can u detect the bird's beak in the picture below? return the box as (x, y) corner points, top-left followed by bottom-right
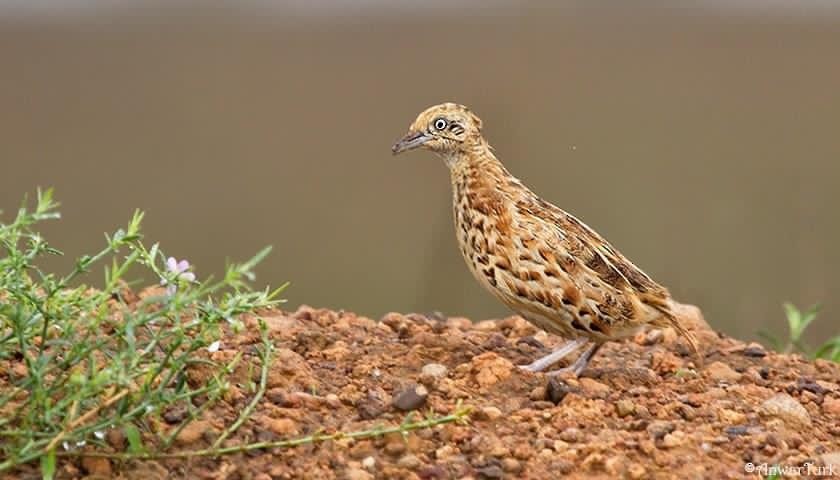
(391, 131), (431, 155)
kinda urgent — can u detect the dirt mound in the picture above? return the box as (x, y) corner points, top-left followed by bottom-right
(27, 304), (840, 479)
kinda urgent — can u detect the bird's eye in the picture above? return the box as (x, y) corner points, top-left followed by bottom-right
(433, 118), (448, 130)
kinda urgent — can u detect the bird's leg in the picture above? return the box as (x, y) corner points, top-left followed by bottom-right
(519, 337), (588, 373)
(546, 342), (603, 377)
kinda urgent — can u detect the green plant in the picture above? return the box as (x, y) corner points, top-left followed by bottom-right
(759, 302), (840, 362)
(0, 190), (470, 477)
(0, 189), (287, 475)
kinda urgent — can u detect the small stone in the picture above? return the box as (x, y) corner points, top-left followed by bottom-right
(646, 421), (675, 440)
(559, 427), (582, 443)
(579, 378), (610, 398)
(472, 353), (514, 388)
(384, 436), (406, 456)
(392, 384), (429, 411)
(823, 397), (840, 416)
(397, 454), (422, 469)
(627, 463), (647, 479)
(616, 399), (636, 417)
(546, 378), (578, 404)
(106, 428), (126, 450)
(718, 408), (746, 425)
(501, 458), (522, 473)
(661, 430), (686, 448)
(742, 343), (767, 357)
(604, 455), (626, 475)
(435, 444), (457, 460)
(421, 363), (448, 379)
(724, 425), (750, 436)
(81, 457), (112, 477)
(705, 361), (742, 383)
(477, 406), (503, 421)
(361, 456), (376, 470)
(325, 393), (342, 408)
(175, 420), (212, 445)
(357, 389), (387, 420)
(349, 440), (376, 460)
(760, 394), (811, 428)
(264, 417), (298, 436)
(476, 465), (505, 479)
(345, 467), (373, 480)
(642, 329), (664, 345)
(162, 406), (188, 424)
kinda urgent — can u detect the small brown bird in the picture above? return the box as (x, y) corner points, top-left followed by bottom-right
(392, 103), (699, 376)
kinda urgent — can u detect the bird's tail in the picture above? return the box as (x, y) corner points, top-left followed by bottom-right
(646, 296), (703, 366)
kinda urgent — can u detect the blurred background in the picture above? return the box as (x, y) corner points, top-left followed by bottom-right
(1, 1), (838, 344)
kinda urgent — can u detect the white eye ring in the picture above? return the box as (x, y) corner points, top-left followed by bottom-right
(434, 118), (448, 130)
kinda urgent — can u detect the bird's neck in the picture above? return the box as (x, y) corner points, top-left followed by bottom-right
(446, 140), (511, 192)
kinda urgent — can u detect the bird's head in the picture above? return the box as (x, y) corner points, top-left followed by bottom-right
(391, 103), (484, 158)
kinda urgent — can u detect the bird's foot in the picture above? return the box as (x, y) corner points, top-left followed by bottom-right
(518, 338), (588, 373)
(544, 343), (603, 377)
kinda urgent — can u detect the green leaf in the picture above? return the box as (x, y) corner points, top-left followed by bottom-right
(783, 302), (821, 343)
(124, 424), (144, 454)
(40, 448), (56, 480)
(814, 336), (840, 362)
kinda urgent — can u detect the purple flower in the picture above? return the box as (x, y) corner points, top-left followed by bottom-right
(161, 257), (197, 295)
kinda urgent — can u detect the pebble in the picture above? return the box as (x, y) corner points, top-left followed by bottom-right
(718, 408), (746, 425)
(501, 457), (522, 473)
(81, 457), (112, 477)
(397, 454), (422, 469)
(546, 378), (578, 404)
(647, 421), (675, 440)
(760, 393), (812, 428)
(421, 363), (448, 379)
(627, 463), (647, 479)
(344, 467), (373, 480)
(823, 397), (840, 416)
(705, 361), (742, 383)
(472, 353), (514, 388)
(175, 420), (213, 445)
(724, 425), (750, 436)
(661, 430), (686, 448)
(616, 399), (636, 417)
(559, 427), (583, 443)
(392, 384), (429, 411)
(361, 456), (376, 470)
(435, 444), (457, 460)
(264, 417), (298, 436)
(742, 343), (767, 357)
(579, 378), (610, 398)
(163, 405), (188, 424)
(477, 406), (503, 421)
(476, 465), (505, 479)
(106, 428), (126, 451)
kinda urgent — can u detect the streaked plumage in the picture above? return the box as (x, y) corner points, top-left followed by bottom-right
(392, 102), (698, 376)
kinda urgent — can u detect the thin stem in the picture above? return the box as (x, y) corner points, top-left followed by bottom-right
(61, 405), (472, 461)
(211, 320), (271, 450)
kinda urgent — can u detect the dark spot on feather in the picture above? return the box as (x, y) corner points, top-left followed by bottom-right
(544, 266), (562, 278)
(588, 320), (606, 334)
(562, 287), (581, 306)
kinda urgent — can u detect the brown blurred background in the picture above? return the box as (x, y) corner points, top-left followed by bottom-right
(1, 1), (838, 344)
